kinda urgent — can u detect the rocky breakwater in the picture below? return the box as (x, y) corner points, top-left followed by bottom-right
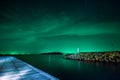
(64, 51), (120, 63)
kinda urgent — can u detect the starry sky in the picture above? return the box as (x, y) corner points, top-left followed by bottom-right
(0, 0), (120, 54)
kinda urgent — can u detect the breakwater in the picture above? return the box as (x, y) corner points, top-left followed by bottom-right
(64, 51), (120, 63)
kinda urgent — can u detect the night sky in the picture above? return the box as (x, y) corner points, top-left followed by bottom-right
(0, 0), (120, 54)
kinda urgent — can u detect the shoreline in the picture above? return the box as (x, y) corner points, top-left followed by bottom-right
(64, 51), (120, 64)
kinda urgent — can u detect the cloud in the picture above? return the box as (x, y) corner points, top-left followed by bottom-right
(0, 0), (120, 53)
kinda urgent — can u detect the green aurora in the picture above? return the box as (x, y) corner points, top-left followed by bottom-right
(0, 0), (120, 54)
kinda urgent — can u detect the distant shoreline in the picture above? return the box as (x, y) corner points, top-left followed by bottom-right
(0, 52), (63, 55)
(40, 52), (63, 55)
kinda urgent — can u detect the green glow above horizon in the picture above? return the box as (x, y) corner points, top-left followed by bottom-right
(0, 0), (120, 54)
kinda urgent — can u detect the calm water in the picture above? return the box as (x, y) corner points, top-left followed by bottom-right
(14, 55), (120, 80)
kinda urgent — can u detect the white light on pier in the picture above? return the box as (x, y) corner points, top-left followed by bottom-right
(77, 48), (80, 53)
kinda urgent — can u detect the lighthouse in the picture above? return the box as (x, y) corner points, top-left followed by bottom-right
(77, 48), (80, 53)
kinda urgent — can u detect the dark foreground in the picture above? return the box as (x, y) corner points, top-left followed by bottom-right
(14, 54), (120, 80)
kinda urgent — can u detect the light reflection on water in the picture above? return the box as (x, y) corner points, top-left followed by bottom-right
(15, 55), (120, 80)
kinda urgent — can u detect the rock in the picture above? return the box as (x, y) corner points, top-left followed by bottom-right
(64, 51), (120, 64)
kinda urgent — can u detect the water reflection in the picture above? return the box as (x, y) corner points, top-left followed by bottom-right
(15, 55), (120, 80)
(94, 62), (120, 72)
(77, 61), (81, 71)
(48, 55), (51, 65)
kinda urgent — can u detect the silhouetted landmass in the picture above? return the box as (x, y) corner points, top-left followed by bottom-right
(41, 52), (63, 55)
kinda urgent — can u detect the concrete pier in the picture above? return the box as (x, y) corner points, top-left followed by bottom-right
(0, 56), (59, 80)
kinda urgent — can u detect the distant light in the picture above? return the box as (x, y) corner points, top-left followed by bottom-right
(77, 48), (80, 53)
(10, 52), (18, 55)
